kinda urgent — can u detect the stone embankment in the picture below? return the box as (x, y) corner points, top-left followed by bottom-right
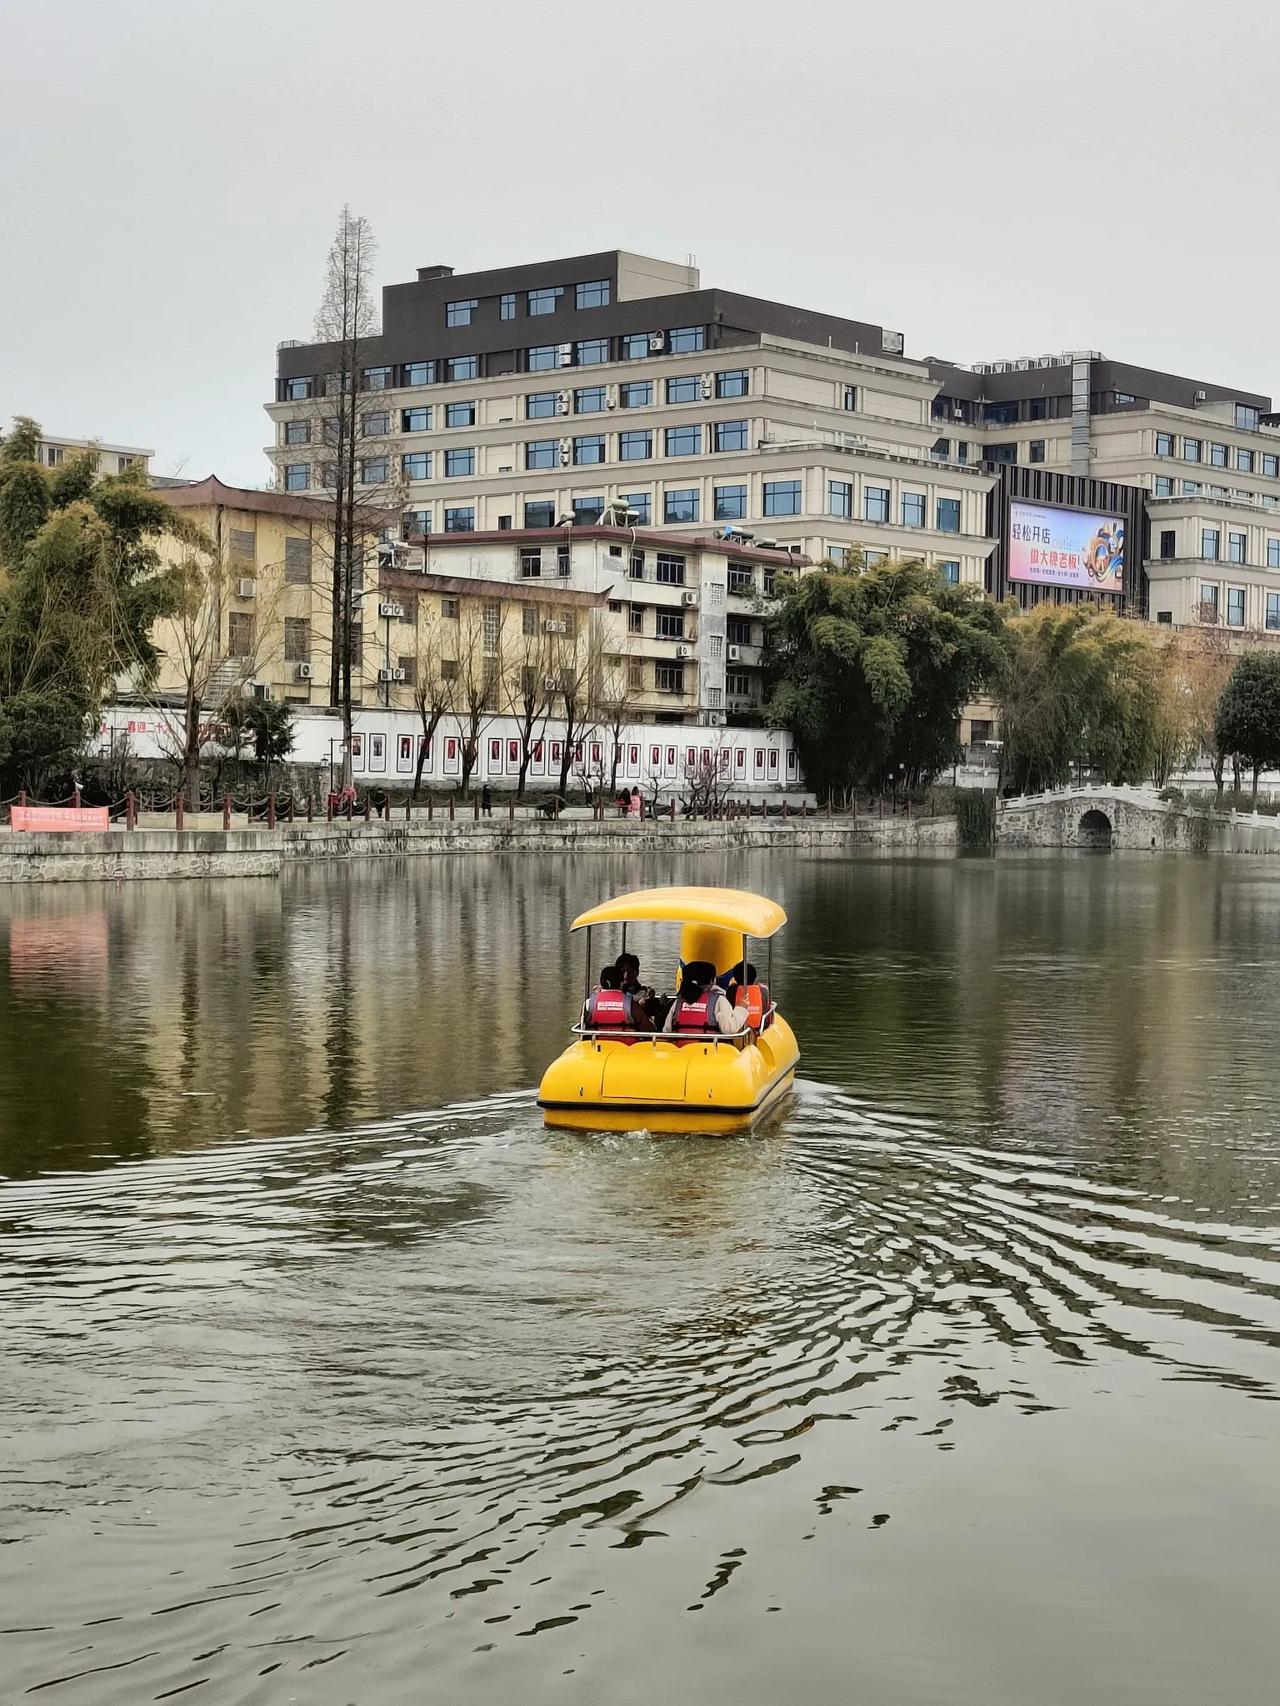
(0, 811), (958, 884)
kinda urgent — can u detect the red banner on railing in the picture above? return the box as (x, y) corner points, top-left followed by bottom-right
(11, 806), (111, 833)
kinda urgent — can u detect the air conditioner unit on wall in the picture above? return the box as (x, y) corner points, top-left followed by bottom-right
(706, 710), (726, 726)
(378, 667), (394, 682)
(682, 590), (699, 606)
(244, 681), (271, 701)
(236, 577), (256, 598)
(727, 644), (742, 661)
(295, 662), (313, 680)
(649, 333), (665, 352)
(378, 601), (404, 619)
(556, 391), (571, 414)
(392, 667), (407, 682)
(676, 644), (692, 658)
(557, 344), (573, 366)
(544, 618), (567, 634)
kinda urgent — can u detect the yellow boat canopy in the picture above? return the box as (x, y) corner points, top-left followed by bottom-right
(570, 886), (787, 938)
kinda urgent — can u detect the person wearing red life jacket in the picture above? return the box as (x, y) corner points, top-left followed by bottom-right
(662, 961), (747, 1037)
(582, 966), (652, 1033)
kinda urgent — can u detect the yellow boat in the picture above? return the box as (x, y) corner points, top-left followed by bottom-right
(537, 885), (800, 1134)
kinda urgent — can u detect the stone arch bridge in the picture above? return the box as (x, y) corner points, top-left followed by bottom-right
(995, 787), (1280, 852)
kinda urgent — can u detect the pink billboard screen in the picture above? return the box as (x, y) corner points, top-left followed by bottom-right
(1008, 501), (1125, 591)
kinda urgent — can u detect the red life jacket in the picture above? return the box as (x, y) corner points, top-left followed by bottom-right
(674, 987), (718, 1032)
(586, 987), (632, 1028)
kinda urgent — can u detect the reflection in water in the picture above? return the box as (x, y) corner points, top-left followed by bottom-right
(3, 854), (1280, 1704)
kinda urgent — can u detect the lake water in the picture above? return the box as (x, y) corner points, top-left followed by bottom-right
(3, 852), (1280, 1704)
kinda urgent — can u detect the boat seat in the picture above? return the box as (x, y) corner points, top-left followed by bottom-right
(734, 982), (772, 1032)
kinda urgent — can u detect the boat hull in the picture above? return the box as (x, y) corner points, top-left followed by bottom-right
(538, 1017), (800, 1134)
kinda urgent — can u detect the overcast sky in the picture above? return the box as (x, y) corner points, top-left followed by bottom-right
(2, 0), (1275, 485)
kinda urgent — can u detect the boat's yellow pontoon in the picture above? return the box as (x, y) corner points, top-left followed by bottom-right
(538, 885), (799, 1134)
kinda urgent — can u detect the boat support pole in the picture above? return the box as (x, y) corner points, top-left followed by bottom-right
(584, 926), (592, 1002)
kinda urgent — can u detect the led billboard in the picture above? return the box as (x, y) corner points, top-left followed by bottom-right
(1008, 500), (1125, 591)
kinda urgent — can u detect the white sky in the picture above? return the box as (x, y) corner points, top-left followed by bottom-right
(1, 0), (1275, 485)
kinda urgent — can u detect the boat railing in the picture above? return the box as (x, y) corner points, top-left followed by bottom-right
(572, 1003), (777, 1045)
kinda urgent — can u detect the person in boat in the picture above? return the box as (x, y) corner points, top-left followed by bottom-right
(583, 965), (652, 1033)
(719, 960), (758, 996)
(662, 961), (747, 1036)
(616, 951), (663, 1029)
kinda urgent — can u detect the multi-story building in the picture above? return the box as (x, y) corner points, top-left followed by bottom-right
(266, 249), (995, 596)
(31, 432), (152, 478)
(266, 246), (1280, 645)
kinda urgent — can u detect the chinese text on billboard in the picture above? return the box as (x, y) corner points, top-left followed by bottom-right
(1008, 501), (1125, 591)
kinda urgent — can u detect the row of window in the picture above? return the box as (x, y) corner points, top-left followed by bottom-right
(447, 280), (612, 328)
(1194, 584), (1262, 628)
(825, 546), (961, 581)
(523, 422), (750, 469)
(1158, 526), (1280, 569)
(1155, 432), (1279, 476)
(399, 480), (784, 535)
(278, 328), (709, 401)
(526, 370), (748, 416)
(1150, 475), (1280, 507)
(827, 480), (962, 532)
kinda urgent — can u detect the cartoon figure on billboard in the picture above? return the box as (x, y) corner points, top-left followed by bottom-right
(1084, 521), (1125, 584)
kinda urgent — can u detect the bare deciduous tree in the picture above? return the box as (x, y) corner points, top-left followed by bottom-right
(448, 602), (500, 797)
(504, 613), (551, 799)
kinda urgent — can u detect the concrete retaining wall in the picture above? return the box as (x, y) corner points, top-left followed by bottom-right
(0, 813), (958, 884)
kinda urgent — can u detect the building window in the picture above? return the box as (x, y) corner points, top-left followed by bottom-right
(576, 338), (609, 365)
(525, 439), (557, 470)
(402, 407), (431, 431)
(524, 500), (555, 527)
(1210, 441), (1228, 468)
(284, 536), (312, 583)
(939, 560), (960, 584)
(665, 425), (701, 457)
(444, 506), (475, 532)
(726, 669), (751, 698)
(611, 493), (646, 527)
(1159, 529), (1176, 560)
(656, 553), (687, 585)
(764, 479), (801, 517)
(526, 391), (558, 419)
(575, 386), (607, 413)
(714, 420), (748, 452)
(1184, 438), (1201, 462)
(657, 609), (685, 640)
(987, 444), (1017, 465)
(446, 299), (477, 327)
(901, 491), (926, 527)
(1236, 404), (1261, 431)
(284, 463), (309, 492)
(402, 452), (431, 479)
(668, 326), (705, 353)
(1228, 531), (1247, 564)
(445, 448), (475, 477)
(500, 293), (516, 321)
(573, 496), (604, 524)
(519, 548), (542, 579)
(284, 376), (312, 401)
(363, 366), (392, 390)
(359, 457), (388, 484)
(936, 497), (961, 533)
(1268, 592), (1280, 631)
(403, 509), (430, 539)
(664, 488), (699, 524)
(628, 605), (645, 634)
(863, 485), (889, 523)
(1199, 583), (1219, 620)
(1155, 430), (1174, 457)
(716, 369), (749, 399)
(1227, 587), (1246, 627)
(1182, 481), (1200, 496)
(715, 484), (747, 521)
(361, 410), (389, 437)
(528, 287), (562, 316)
(621, 333), (651, 360)
(655, 663), (685, 694)
(227, 611), (255, 656)
(841, 385), (858, 412)
(445, 402), (476, 428)
(628, 659), (645, 690)
(576, 279), (610, 309)
(284, 420), (310, 446)
(556, 545), (572, 579)
(447, 356), (478, 382)
(728, 562), (754, 594)
(1263, 454), (1278, 479)
(620, 430), (652, 461)
(402, 361), (435, 386)
(1154, 475), (1174, 496)
(323, 372), (351, 398)
(1268, 539), (1280, 569)
(1029, 440), (1045, 464)
(621, 381), (652, 409)
(574, 434), (606, 465)
(1237, 447), (1255, 473)
(1202, 528), (1220, 560)
(283, 617), (310, 663)
(828, 479), (852, 519)
(666, 375), (701, 404)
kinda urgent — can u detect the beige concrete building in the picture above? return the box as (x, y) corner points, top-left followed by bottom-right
(34, 432), (152, 477)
